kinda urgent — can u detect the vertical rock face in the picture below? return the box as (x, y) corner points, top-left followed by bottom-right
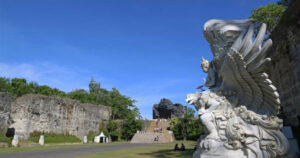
(8, 94), (110, 140)
(0, 92), (12, 135)
(153, 98), (186, 119)
(267, 0), (300, 126)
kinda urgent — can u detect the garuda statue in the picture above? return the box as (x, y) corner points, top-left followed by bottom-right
(186, 19), (290, 158)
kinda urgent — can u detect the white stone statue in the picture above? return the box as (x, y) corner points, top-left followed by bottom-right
(39, 135), (44, 146)
(12, 135), (19, 147)
(83, 135), (88, 144)
(186, 19), (290, 158)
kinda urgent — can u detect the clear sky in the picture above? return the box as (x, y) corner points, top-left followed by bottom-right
(0, 0), (277, 119)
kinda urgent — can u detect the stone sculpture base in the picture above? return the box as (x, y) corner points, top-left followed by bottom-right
(196, 154), (246, 158)
(194, 150), (247, 158)
(193, 139), (247, 158)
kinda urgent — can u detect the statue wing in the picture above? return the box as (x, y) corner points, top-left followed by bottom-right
(203, 19), (280, 114)
(219, 23), (280, 115)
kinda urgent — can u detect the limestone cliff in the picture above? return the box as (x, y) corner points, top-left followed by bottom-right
(0, 93), (110, 140)
(267, 0), (300, 126)
(0, 93), (12, 135)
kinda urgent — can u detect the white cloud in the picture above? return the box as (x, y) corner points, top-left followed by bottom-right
(0, 63), (39, 79)
(122, 79), (189, 119)
(0, 62), (88, 92)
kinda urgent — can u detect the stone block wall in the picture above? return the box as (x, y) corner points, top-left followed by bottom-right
(267, 0), (300, 126)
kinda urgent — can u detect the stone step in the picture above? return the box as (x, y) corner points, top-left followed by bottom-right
(131, 120), (174, 143)
(130, 132), (173, 143)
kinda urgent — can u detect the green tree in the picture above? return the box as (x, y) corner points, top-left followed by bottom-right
(51, 88), (66, 96)
(121, 117), (142, 141)
(106, 120), (120, 141)
(107, 88), (137, 119)
(0, 77), (11, 92)
(35, 85), (54, 96)
(169, 108), (204, 140)
(180, 108), (195, 140)
(130, 107), (142, 119)
(249, 3), (286, 37)
(170, 117), (184, 140)
(67, 89), (90, 103)
(11, 78), (30, 96)
(28, 81), (38, 93)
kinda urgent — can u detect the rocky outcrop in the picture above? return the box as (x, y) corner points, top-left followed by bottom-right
(0, 93), (12, 135)
(153, 98), (186, 119)
(0, 93), (110, 140)
(267, 0), (300, 126)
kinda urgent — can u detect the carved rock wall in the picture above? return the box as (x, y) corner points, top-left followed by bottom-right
(267, 0), (300, 126)
(1, 94), (110, 140)
(0, 92), (12, 135)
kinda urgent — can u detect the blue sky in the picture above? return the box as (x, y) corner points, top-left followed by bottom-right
(0, 0), (276, 119)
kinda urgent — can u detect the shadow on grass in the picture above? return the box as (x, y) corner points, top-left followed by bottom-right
(138, 149), (194, 158)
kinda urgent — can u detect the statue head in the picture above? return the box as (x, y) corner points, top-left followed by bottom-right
(201, 57), (210, 73)
(186, 90), (230, 115)
(186, 91), (201, 109)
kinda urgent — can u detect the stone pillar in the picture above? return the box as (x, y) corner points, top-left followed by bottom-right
(94, 136), (100, 143)
(39, 135), (44, 146)
(83, 136), (88, 144)
(12, 135), (18, 147)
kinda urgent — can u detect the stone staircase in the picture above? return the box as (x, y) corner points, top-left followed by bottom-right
(131, 119), (174, 143)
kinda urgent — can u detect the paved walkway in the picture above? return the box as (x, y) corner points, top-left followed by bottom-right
(0, 143), (151, 158)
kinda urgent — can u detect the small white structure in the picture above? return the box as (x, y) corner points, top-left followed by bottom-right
(94, 132), (108, 143)
(39, 135), (44, 146)
(12, 135), (19, 147)
(83, 136), (88, 144)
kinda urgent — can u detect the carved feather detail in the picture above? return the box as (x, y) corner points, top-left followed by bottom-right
(234, 23), (280, 114)
(205, 20), (280, 114)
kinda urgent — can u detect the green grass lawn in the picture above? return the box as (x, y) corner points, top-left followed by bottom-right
(28, 131), (81, 144)
(0, 142), (115, 154)
(0, 145), (78, 153)
(0, 139), (196, 158)
(76, 141), (196, 158)
(0, 135), (11, 143)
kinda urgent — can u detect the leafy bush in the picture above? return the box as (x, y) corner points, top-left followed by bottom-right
(87, 131), (97, 141)
(169, 108), (204, 140)
(107, 120), (120, 141)
(249, 2), (287, 37)
(121, 118), (142, 141)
